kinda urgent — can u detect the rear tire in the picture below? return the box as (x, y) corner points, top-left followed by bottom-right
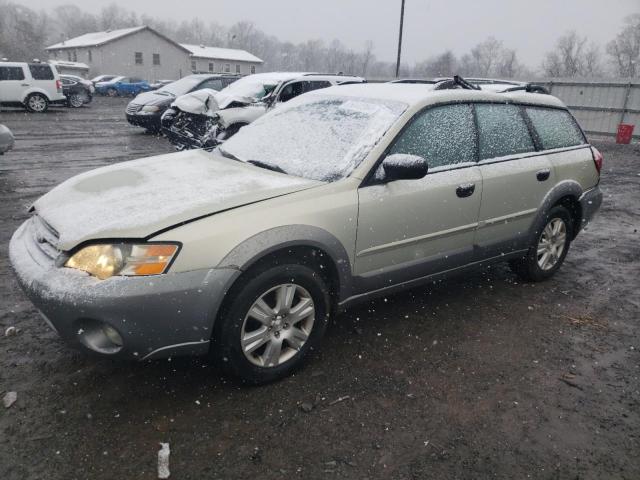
(25, 93), (49, 113)
(212, 263), (331, 384)
(106, 88), (118, 97)
(509, 205), (573, 282)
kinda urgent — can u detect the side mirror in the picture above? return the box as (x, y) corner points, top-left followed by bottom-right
(381, 153), (429, 182)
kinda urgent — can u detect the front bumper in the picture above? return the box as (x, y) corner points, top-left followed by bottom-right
(126, 112), (162, 129)
(578, 185), (603, 232)
(9, 220), (240, 360)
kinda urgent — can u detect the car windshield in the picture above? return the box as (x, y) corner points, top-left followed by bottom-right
(159, 77), (207, 96)
(219, 95), (407, 182)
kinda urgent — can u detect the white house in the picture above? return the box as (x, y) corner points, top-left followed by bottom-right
(181, 44), (263, 75)
(46, 26), (263, 81)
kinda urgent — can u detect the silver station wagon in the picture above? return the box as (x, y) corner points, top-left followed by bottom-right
(10, 81), (602, 383)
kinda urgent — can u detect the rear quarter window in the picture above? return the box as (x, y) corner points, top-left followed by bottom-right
(526, 107), (586, 150)
(0, 66), (25, 81)
(28, 64), (55, 80)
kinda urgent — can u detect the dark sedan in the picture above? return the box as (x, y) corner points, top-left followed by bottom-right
(60, 75), (94, 108)
(125, 74), (239, 132)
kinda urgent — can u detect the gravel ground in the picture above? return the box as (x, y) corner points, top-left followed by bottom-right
(1, 97), (639, 480)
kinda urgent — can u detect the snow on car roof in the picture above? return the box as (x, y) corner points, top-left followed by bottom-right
(47, 26), (147, 49)
(310, 83), (567, 109)
(181, 44), (264, 64)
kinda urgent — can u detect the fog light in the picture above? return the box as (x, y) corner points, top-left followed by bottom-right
(76, 319), (124, 354)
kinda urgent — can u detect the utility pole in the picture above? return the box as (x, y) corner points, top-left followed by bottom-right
(395, 0), (406, 78)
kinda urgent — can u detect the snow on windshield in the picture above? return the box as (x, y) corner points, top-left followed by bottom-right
(220, 95), (407, 181)
(159, 77), (204, 96)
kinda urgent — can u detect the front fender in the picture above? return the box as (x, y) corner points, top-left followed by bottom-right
(218, 224), (354, 301)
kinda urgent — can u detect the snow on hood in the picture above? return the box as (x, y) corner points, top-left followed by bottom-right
(33, 150), (320, 250)
(171, 89), (225, 116)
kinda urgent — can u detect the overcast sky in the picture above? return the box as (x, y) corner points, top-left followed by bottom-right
(21, 0), (640, 66)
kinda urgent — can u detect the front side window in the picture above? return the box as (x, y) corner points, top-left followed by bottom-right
(220, 95), (407, 182)
(388, 103), (476, 170)
(134, 52), (143, 65)
(475, 103), (535, 160)
(153, 53), (160, 66)
(526, 107), (586, 150)
(0, 66), (25, 81)
(28, 64), (54, 80)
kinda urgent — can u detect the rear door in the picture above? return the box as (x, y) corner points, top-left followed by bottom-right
(28, 64), (58, 99)
(355, 103), (483, 286)
(473, 103), (551, 255)
(0, 65), (27, 102)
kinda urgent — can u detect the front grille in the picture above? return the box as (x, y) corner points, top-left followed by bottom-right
(29, 215), (61, 261)
(126, 103), (142, 115)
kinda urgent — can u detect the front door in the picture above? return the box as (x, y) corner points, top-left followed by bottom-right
(355, 103), (482, 290)
(0, 65), (27, 102)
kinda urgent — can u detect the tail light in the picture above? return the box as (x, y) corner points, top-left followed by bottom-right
(56, 79), (62, 91)
(591, 146), (603, 175)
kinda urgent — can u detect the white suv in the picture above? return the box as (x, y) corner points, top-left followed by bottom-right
(0, 62), (66, 112)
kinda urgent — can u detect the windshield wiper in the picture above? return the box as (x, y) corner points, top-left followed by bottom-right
(217, 147), (243, 162)
(246, 159), (286, 174)
(217, 148), (286, 174)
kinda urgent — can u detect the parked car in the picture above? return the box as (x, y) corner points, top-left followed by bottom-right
(126, 74), (239, 132)
(95, 76), (151, 97)
(161, 72), (365, 150)
(90, 74), (118, 85)
(0, 62), (66, 112)
(0, 124), (14, 154)
(60, 74), (94, 107)
(149, 79), (175, 90)
(9, 80), (603, 384)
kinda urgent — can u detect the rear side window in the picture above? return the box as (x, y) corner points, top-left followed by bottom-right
(526, 107), (585, 150)
(0, 66), (25, 81)
(28, 64), (54, 80)
(307, 81), (331, 91)
(389, 104), (476, 169)
(475, 104), (535, 160)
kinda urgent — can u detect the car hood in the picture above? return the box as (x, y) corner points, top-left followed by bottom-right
(33, 149), (321, 250)
(172, 89), (254, 116)
(131, 91), (174, 107)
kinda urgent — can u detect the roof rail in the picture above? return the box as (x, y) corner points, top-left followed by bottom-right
(500, 84), (550, 94)
(433, 75), (481, 91)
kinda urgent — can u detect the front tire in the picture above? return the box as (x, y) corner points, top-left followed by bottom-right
(25, 93), (49, 113)
(212, 263), (331, 384)
(67, 93), (84, 108)
(509, 205), (573, 282)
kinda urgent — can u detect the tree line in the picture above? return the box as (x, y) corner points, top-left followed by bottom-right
(0, 1), (638, 79)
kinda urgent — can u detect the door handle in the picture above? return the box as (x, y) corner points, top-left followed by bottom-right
(536, 169), (551, 181)
(456, 183), (475, 198)
(21, 83), (30, 87)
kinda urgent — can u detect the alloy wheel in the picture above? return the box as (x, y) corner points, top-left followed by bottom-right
(69, 94), (83, 108)
(241, 283), (315, 368)
(28, 95), (46, 112)
(537, 218), (567, 270)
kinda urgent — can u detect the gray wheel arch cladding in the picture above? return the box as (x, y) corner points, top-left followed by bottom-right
(217, 225), (354, 301)
(528, 180), (583, 243)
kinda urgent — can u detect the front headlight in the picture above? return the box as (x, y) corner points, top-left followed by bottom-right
(65, 243), (179, 280)
(141, 105), (160, 113)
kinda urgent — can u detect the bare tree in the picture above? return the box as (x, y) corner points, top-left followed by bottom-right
(360, 40), (375, 76)
(542, 31), (603, 78)
(416, 51), (458, 77)
(607, 14), (640, 78)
